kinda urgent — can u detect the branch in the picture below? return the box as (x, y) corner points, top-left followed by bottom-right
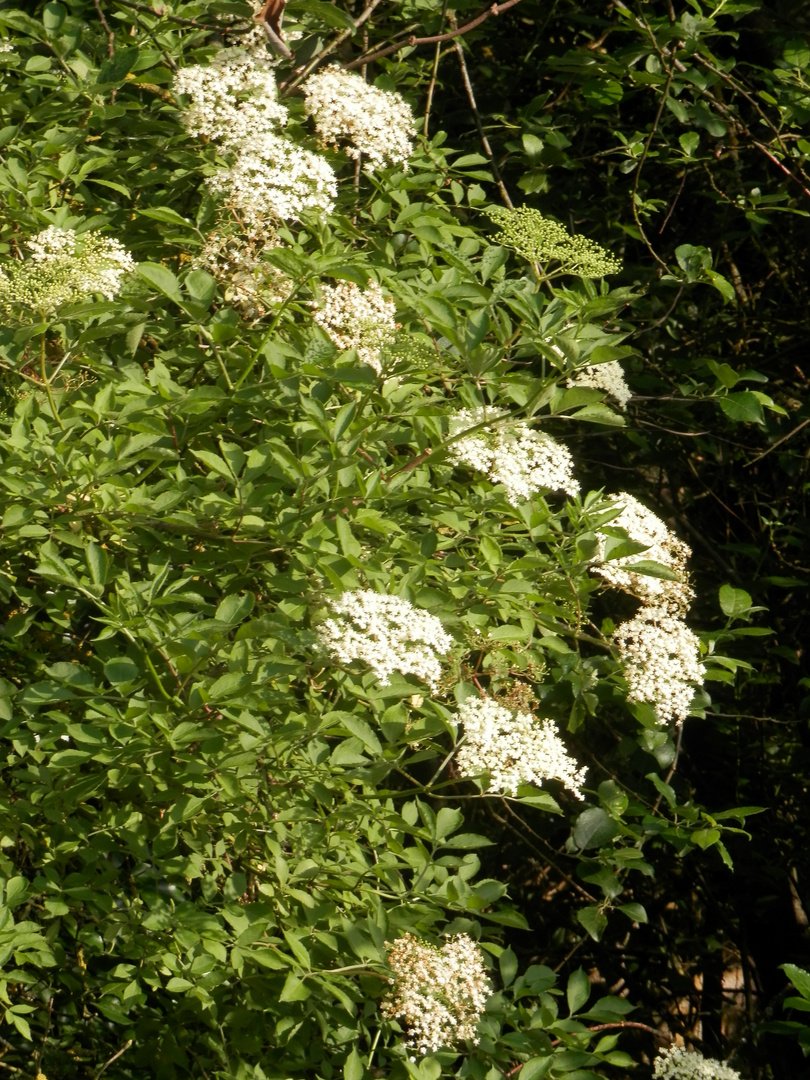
(344, 0), (526, 70)
(280, 0), (386, 93)
(451, 18), (513, 208)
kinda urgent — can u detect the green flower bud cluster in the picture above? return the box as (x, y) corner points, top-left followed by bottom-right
(489, 205), (622, 278)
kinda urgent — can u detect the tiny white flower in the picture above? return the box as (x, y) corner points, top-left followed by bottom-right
(0, 227), (134, 314)
(382, 933), (491, 1055)
(311, 281), (397, 373)
(653, 1046), (742, 1080)
(567, 358), (632, 408)
(613, 608), (706, 725)
(303, 65), (415, 172)
(595, 493), (694, 614)
(449, 407), (579, 504)
(456, 693), (586, 798)
(318, 590), (452, 691)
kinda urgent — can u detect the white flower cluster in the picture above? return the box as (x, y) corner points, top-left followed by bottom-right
(207, 131), (337, 229)
(197, 230), (290, 318)
(303, 65), (415, 171)
(596, 493), (694, 614)
(456, 694), (586, 798)
(653, 1047), (742, 1080)
(318, 590), (452, 690)
(173, 44), (288, 145)
(311, 281), (397, 373)
(174, 47), (336, 227)
(382, 933), (491, 1056)
(0, 227), (134, 314)
(449, 408), (579, 505)
(567, 359), (632, 408)
(613, 609), (706, 725)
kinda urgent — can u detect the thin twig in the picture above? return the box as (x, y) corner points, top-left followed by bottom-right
(280, 0), (386, 94)
(92, 0), (115, 55)
(95, 1040), (132, 1079)
(658, 168), (687, 234)
(745, 417), (810, 466)
(345, 0), (526, 69)
(423, 0), (449, 137)
(452, 22), (513, 208)
(112, 0), (224, 30)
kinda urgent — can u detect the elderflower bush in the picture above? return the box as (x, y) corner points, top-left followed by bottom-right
(0, 4), (766, 1078)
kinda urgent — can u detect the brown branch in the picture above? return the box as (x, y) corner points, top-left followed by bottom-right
(92, 0), (115, 56)
(111, 0), (224, 30)
(451, 22), (513, 208)
(746, 417), (810, 466)
(344, 0), (526, 70)
(280, 0), (386, 94)
(95, 1039), (133, 1078)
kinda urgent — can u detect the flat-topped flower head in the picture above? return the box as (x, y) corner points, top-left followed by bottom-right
(449, 408), (579, 504)
(595, 493), (694, 614)
(303, 65), (415, 171)
(207, 131), (337, 227)
(567, 359), (632, 408)
(173, 44), (288, 145)
(382, 933), (491, 1056)
(654, 1047), (742, 1080)
(613, 608), (706, 725)
(456, 693), (586, 798)
(311, 281), (397, 373)
(0, 227), (134, 315)
(198, 229), (290, 318)
(318, 590), (452, 690)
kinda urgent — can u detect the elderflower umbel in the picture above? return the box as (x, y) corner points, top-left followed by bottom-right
(382, 933), (492, 1056)
(318, 590), (452, 690)
(449, 407), (579, 504)
(208, 131), (337, 227)
(197, 229), (290, 318)
(174, 47), (337, 226)
(653, 1047), (742, 1080)
(567, 360), (632, 409)
(0, 227), (134, 315)
(613, 608), (706, 725)
(595, 493), (694, 614)
(489, 206), (622, 278)
(311, 281), (397, 373)
(173, 44), (288, 145)
(456, 694), (586, 798)
(303, 65), (415, 171)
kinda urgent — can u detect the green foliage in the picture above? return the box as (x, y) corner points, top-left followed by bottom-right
(0, 1), (800, 1078)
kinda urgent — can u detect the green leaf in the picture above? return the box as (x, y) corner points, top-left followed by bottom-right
(215, 593), (255, 625)
(782, 965), (810, 1001)
(518, 1059), (552, 1080)
(279, 973), (311, 1002)
(573, 807), (619, 849)
(96, 48), (139, 85)
(137, 262), (183, 304)
(577, 905), (608, 941)
(567, 968), (591, 1014)
(293, 0), (355, 29)
(618, 902), (648, 924)
(719, 391), (764, 425)
(570, 403), (625, 426)
(499, 947), (518, 987)
(344, 1048), (365, 1080)
(719, 584), (752, 618)
(140, 207), (195, 228)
